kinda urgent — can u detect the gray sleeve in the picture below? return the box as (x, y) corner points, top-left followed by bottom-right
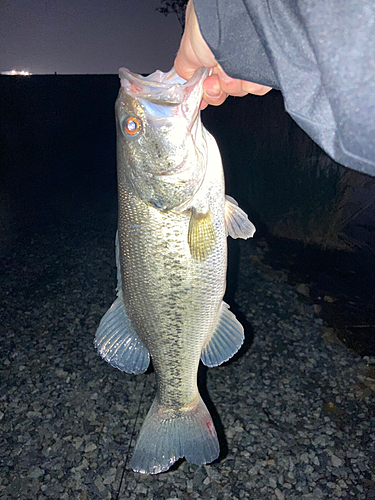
(193, 0), (375, 177)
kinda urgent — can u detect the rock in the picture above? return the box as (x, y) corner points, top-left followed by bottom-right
(28, 467), (44, 479)
(331, 455), (343, 467)
(102, 468), (117, 485)
(135, 483), (148, 495)
(94, 477), (105, 493)
(320, 327), (342, 345)
(296, 283), (310, 297)
(269, 477), (277, 488)
(73, 437), (84, 450)
(275, 488), (285, 500)
(313, 304), (322, 315)
(323, 295), (336, 303)
(84, 442), (97, 453)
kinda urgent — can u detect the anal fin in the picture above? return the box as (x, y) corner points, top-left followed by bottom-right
(201, 302), (244, 367)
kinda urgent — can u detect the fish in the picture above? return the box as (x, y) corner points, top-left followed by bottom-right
(94, 66), (256, 474)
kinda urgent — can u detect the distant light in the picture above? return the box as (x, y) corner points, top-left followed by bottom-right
(1, 70), (32, 76)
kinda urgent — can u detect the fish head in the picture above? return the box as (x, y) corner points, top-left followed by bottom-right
(115, 67), (208, 212)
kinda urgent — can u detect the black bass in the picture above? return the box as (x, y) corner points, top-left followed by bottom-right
(94, 67), (255, 474)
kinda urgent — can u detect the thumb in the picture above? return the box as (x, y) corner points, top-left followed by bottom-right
(174, 0), (217, 80)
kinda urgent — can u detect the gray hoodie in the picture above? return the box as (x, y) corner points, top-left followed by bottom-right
(194, 0), (375, 176)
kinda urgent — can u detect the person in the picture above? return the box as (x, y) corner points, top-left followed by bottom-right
(174, 0), (375, 177)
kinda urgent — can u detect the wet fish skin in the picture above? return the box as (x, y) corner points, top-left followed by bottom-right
(94, 67), (255, 474)
(115, 68), (208, 213)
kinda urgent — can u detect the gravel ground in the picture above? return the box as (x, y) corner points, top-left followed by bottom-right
(1, 207), (374, 500)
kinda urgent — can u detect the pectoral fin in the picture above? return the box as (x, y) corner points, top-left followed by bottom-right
(188, 208), (216, 262)
(201, 302), (244, 367)
(225, 195), (256, 239)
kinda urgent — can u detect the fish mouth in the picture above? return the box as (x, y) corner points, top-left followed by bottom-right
(119, 67), (208, 106)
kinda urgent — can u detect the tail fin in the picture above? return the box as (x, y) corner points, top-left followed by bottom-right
(131, 395), (219, 474)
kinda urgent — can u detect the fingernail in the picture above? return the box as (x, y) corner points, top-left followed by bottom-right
(218, 65), (232, 83)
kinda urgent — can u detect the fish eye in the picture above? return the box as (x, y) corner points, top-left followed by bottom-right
(122, 117), (140, 136)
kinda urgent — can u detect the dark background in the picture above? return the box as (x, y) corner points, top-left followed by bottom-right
(1, 74), (374, 355)
(0, 75), (118, 238)
(2, 74), (375, 246)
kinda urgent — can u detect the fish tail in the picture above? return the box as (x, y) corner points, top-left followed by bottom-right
(130, 395), (219, 474)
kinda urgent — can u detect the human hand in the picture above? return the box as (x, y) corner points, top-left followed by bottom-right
(174, 0), (272, 109)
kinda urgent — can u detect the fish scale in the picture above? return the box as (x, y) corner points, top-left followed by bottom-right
(94, 66), (256, 474)
(118, 181), (224, 410)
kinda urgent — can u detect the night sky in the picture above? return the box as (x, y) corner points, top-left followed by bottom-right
(0, 0), (182, 75)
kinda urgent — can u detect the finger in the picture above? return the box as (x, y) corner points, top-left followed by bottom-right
(174, 0), (217, 81)
(242, 81), (272, 96)
(202, 74), (228, 105)
(174, 39), (200, 81)
(218, 66), (272, 97)
(202, 92), (228, 107)
(216, 68), (249, 96)
(200, 99), (209, 110)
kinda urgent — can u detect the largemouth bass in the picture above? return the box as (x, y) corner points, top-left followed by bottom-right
(94, 67), (255, 474)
